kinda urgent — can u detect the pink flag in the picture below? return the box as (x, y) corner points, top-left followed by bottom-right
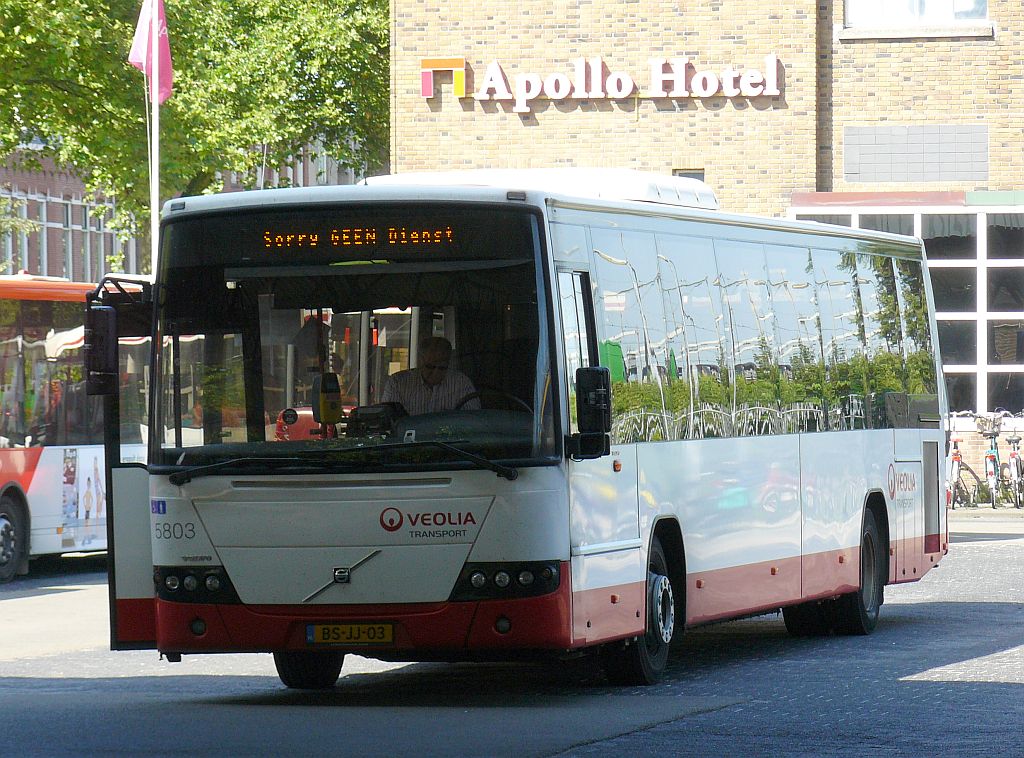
(128, 0), (173, 103)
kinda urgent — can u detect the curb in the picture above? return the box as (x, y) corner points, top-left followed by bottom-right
(947, 506), (1024, 520)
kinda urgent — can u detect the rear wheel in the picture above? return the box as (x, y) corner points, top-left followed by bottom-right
(602, 535), (676, 685)
(835, 509), (885, 635)
(273, 651), (345, 689)
(0, 495), (27, 584)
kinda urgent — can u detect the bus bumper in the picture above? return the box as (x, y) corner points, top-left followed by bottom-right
(154, 563), (573, 654)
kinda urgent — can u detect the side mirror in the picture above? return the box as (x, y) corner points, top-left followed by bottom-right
(576, 366), (611, 434)
(85, 304), (118, 396)
(311, 373), (344, 425)
(567, 366), (611, 460)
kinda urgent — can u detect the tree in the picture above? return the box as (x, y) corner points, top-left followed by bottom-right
(0, 193), (38, 272)
(0, 0), (389, 270)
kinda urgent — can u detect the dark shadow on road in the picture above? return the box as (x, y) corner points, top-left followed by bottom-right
(0, 554), (107, 599)
(3, 599), (1010, 710)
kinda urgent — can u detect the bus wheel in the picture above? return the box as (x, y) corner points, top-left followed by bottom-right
(835, 509), (884, 635)
(601, 535), (675, 685)
(273, 651), (345, 689)
(0, 495), (27, 584)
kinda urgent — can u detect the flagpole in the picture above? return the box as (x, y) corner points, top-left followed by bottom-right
(149, 0), (160, 274)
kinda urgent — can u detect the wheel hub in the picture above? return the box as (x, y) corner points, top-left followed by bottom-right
(0, 515), (14, 566)
(649, 573), (675, 645)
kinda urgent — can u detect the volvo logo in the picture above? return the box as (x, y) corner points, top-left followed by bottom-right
(302, 550), (381, 602)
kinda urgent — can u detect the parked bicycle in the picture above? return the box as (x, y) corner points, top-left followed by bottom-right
(947, 435), (981, 509)
(976, 411), (1012, 509)
(1006, 431), (1024, 509)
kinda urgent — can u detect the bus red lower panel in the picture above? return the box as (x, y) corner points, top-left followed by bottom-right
(155, 563), (573, 653)
(114, 598), (157, 646)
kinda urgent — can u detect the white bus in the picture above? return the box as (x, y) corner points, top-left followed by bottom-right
(89, 169), (947, 687)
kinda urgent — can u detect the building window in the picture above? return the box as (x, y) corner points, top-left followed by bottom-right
(795, 214), (851, 227)
(787, 206), (1024, 414)
(938, 320), (976, 364)
(845, 0), (987, 28)
(672, 169), (705, 182)
(988, 214), (1024, 260)
(922, 214), (977, 260)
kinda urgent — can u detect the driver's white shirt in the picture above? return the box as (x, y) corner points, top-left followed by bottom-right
(379, 368), (479, 415)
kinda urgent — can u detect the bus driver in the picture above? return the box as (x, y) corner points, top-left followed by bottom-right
(380, 337), (480, 415)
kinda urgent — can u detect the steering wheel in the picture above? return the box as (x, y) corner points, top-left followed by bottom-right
(453, 389), (532, 412)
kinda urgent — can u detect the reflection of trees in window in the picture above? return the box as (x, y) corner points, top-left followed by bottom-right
(895, 258), (938, 397)
(590, 226), (941, 436)
(811, 248), (866, 429)
(592, 229), (669, 442)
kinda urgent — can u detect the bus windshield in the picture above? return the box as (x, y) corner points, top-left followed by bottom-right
(152, 202), (556, 471)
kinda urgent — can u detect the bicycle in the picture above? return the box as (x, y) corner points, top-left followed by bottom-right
(947, 436), (981, 509)
(1006, 432), (1024, 509)
(976, 411), (1012, 509)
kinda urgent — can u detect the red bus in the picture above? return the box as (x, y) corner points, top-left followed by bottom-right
(0, 274), (147, 581)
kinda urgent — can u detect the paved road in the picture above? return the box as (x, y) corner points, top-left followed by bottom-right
(2, 512), (1022, 756)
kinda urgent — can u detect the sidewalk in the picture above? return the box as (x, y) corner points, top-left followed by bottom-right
(947, 503), (1024, 534)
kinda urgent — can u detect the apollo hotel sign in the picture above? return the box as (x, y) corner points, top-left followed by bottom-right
(420, 55), (782, 114)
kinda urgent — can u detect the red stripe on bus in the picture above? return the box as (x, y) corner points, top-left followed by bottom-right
(116, 598), (157, 642)
(0, 448), (45, 494)
(154, 563), (573, 653)
(570, 581), (645, 645)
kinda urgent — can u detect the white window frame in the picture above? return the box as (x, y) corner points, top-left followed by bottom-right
(840, 0), (992, 40)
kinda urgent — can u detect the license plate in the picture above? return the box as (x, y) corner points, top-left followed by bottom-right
(306, 623), (394, 646)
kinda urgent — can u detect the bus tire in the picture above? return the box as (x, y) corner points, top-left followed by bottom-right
(834, 509), (884, 635)
(0, 494), (28, 584)
(601, 535), (675, 685)
(273, 651), (345, 689)
(782, 600), (831, 637)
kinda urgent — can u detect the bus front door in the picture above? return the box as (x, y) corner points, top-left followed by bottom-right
(86, 281), (157, 649)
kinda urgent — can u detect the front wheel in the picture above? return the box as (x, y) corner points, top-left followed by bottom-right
(601, 535), (676, 685)
(835, 510), (885, 635)
(273, 651), (345, 689)
(0, 495), (28, 583)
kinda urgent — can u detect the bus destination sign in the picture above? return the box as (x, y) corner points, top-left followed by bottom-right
(263, 225), (455, 249)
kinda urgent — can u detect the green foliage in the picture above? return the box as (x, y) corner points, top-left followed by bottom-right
(0, 194), (39, 271)
(0, 0), (389, 265)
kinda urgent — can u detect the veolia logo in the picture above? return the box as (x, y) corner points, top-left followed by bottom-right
(379, 507), (404, 532)
(887, 464), (918, 500)
(378, 507), (479, 531)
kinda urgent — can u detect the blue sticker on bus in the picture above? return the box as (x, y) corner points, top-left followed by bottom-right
(151, 499), (167, 515)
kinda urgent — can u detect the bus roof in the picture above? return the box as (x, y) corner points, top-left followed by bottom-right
(0, 274), (95, 302)
(362, 169), (720, 211)
(160, 169), (720, 216)
(159, 170), (923, 256)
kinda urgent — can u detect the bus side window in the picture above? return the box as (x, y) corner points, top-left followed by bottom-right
(557, 271), (594, 435)
(656, 233), (727, 440)
(591, 229), (669, 442)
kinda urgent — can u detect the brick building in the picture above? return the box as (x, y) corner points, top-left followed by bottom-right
(391, 0), (1024, 448)
(1, 144), (358, 279)
(1, 154), (138, 280)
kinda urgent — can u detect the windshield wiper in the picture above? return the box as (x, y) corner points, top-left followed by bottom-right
(168, 457), (321, 486)
(166, 440), (518, 486)
(415, 440), (519, 481)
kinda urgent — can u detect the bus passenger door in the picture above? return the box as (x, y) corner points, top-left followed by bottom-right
(86, 282), (157, 649)
(557, 270), (642, 645)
